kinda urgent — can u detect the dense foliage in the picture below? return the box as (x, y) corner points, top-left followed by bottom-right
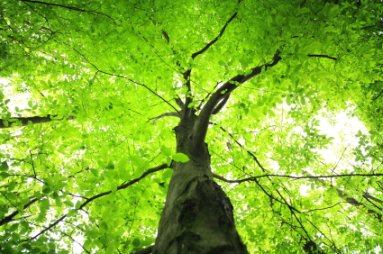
(0, 0), (382, 253)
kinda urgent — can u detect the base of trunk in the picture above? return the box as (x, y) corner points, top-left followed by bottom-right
(153, 170), (248, 254)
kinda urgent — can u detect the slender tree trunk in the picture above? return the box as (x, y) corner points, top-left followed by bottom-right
(153, 116), (248, 254)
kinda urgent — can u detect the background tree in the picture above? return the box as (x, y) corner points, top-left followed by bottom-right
(0, 0), (382, 253)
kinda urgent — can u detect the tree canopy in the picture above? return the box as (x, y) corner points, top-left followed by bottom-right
(0, 0), (383, 253)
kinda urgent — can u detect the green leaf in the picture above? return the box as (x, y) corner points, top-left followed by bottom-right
(132, 238), (141, 247)
(160, 146), (172, 156)
(106, 161), (115, 170)
(40, 198), (50, 210)
(1, 0), (382, 252)
(0, 171), (9, 178)
(0, 161), (8, 171)
(172, 153), (190, 163)
(9, 223), (19, 231)
(42, 184), (51, 194)
(67, 209), (77, 218)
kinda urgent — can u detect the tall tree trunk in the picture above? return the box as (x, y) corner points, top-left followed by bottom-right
(153, 116), (248, 254)
(151, 49), (280, 253)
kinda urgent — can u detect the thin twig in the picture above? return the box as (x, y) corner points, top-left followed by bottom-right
(307, 54), (337, 61)
(79, 163), (169, 209)
(213, 172), (383, 183)
(303, 202), (342, 213)
(213, 123), (267, 172)
(149, 112), (180, 123)
(30, 214), (68, 240)
(67, 45), (179, 113)
(18, 0), (115, 22)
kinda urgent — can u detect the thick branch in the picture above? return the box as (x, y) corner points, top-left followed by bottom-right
(181, 69), (194, 120)
(0, 115), (73, 129)
(192, 51), (281, 152)
(191, 12), (238, 59)
(363, 191), (383, 204)
(0, 197), (39, 226)
(175, 97), (184, 108)
(211, 94), (230, 114)
(30, 163), (168, 240)
(338, 188), (382, 221)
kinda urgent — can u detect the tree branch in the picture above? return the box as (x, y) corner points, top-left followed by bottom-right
(337, 188), (382, 221)
(29, 163), (169, 240)
(213, 172), (383, 183)
(211, 94), (230, 114)
(0, 197), (39, 226)
(67, 45), (179, 113)
(0, 115), (73, 129)
(18, 0), (115, 22)
(79, 163), (169, 209)
(307, 54), (337, 61)
(363, 191), (383, 204)
(175, 97), (184, 108)
(214, 123), (267, 172)
(252, 177), (301, 213)
(149, 112), (180, 123)
(192, 51), (281, 152)
(180, 69), (194, 120)
(191, 11), (238, 59)
(131, 79), (180, 113)
(30, 214), (67, 240)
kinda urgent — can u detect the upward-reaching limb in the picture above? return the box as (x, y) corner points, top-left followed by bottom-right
(192, 51), (282, 153)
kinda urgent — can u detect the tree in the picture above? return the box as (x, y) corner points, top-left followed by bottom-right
(0, 0), (382, 253)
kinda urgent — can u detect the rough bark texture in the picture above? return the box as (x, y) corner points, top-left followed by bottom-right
(153, 115), (248, 254)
